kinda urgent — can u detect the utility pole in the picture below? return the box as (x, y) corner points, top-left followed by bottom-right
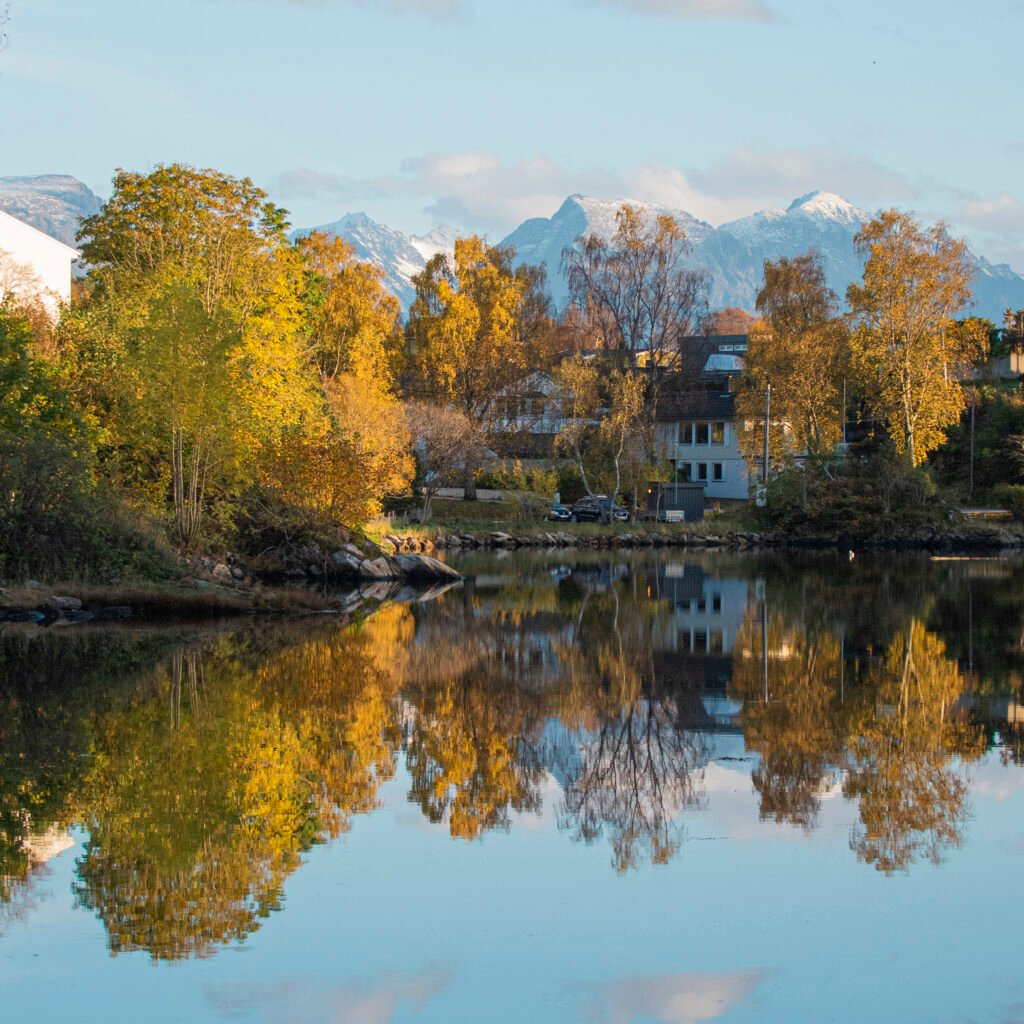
(762, 383), (772, 484)
(968, 391), (976, 499)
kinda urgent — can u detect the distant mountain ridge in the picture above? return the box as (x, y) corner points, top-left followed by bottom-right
(290, 214), (458, 309)
(501, 191), (1024, 321)
(0, 175), (103, 246)
(5, 175), (1022, 321)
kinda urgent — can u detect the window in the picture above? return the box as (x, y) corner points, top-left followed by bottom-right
(529, 398), (546, 417)
(711, 421), (725, 444)
(679, 423), (694, 445)
(697, 463), (708, 481)
(712, 594), (722, 613)
(696, 423), (709, 445)
(712, 463), (723, 481)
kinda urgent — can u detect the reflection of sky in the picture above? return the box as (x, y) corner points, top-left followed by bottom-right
(2, 750), (1024, 1023)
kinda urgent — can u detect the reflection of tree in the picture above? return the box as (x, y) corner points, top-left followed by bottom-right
(74, 618), (408, 959)
(559, 693), (707, 872)
(555, 587), (709, 872)
(844, 621), (984, 873)
(404, 678), (543, 840)
(733, 617), (845, 830)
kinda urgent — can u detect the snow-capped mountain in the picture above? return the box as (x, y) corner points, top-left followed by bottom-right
(0, 175), (103, 246)
(291, 213), (457, 309)
(9, 173), (1022, 321)
(500, 190), (1024, 321)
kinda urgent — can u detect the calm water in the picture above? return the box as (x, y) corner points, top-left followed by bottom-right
(2, 550), (1023, 1023)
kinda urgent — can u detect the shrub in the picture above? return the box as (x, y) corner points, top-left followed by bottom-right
(990, 484), (1024, 521)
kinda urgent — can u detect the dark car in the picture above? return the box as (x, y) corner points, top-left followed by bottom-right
(548, 504), (572, 522)
(570, 496), (631, 523)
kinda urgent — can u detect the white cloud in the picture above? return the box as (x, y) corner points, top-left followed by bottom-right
(957, 191), (1024, 272)
(583, 969), (766, 1024)
(207, 968), (453, 1024)
(689, 146), (916, 211)
(582, 0), (773, 20)
(235, 0), (464, 19)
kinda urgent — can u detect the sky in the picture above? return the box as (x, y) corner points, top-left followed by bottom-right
(2, 0), (1023, 269)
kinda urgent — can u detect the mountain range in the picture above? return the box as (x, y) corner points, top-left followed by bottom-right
(4, 175), (1023, 322)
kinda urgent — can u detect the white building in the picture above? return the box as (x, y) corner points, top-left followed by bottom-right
(654, 336), (751, 502)
(0, 208), (79, 319)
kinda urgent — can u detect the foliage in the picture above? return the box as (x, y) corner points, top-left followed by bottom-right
(562, 204), (708, 392)
(847, 211), (985, 465)
(737, 251), (848, 470)
(990, 484), (1024, 521)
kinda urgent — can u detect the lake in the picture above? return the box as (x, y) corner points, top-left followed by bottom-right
(2, 550), (1023, 1023)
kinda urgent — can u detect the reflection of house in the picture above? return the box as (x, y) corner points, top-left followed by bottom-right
(0, 209), (79, 319)
(654, 336), (750, 502)
(647, 562), (751, 660)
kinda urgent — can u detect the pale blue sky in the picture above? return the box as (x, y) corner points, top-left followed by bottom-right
(2, 0), (1022, 268)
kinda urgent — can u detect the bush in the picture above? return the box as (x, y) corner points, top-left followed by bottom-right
(990, 484), (1024, 521)
(0, 426), (177, 581)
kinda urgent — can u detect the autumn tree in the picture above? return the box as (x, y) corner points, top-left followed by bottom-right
(74, 164), (319, 549)
(296, 230), (403, 385)
(847, 211), (986, 466)
(553, 355), (600, 495)
(737, 252), (848, 470)
(404, 401), (482, 519)
(705, 306), (755, 335)
(562, 204), (708, 395)
(600, 370), (647, 505)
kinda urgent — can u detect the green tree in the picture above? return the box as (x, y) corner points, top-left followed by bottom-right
(74, 164), (319, 549)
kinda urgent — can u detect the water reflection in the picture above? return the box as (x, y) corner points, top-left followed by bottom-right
(1, 551), (1022, 960)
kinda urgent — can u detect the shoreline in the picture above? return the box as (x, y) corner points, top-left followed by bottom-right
(4, 522), (1021, 627)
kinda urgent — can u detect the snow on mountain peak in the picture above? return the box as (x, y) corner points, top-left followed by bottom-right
(786, 190), (864, 225)
(409, 224), (458, 262)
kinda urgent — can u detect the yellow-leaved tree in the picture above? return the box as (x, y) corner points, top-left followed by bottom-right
(737, 251), (848, 470)
(847, 211), (986, 466)
(74, 163), (319, 549)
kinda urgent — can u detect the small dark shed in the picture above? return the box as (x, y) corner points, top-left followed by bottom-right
(646, 482), (705, 522)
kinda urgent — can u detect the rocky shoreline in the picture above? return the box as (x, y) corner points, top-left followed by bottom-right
(423, 524), (1024, 553)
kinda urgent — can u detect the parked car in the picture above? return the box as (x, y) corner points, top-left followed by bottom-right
(548, 503), (572, 522)
(570, 496), (631, 523)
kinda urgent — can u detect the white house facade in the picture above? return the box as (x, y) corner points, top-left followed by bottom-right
(0, 209), (79, 319)
(654, 335), (752, 502)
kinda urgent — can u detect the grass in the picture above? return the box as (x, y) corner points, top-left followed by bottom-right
(375, 498), (763, 540)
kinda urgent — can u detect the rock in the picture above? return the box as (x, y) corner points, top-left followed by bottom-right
(329, 551), (363, 577)
(230, 566), (246, 580)
(358, 556), (400, 580)
(210, 563), (233, 584)
(390, 553), (463, 581)
(490, 531), (516, 547)
(46, 595), (83, 612)
(341, 543), (365, 559)
(99, 606), (132, 621)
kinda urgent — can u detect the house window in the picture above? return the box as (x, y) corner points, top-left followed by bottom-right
(695, 423), (709, 445)
(712, 463), (723, 481)
(711, 422), (725, 444)
(529, 398), (545, 417)
(712, 594), (722, 613)
(679, 423), (694, 445)
(697, 463), (708, 481)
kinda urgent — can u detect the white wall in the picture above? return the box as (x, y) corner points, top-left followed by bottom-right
(0, 210), (78, 319)
(658, 420), (751, 501)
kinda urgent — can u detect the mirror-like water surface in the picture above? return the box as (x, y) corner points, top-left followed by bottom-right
(2, 551), (1023, 1022)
